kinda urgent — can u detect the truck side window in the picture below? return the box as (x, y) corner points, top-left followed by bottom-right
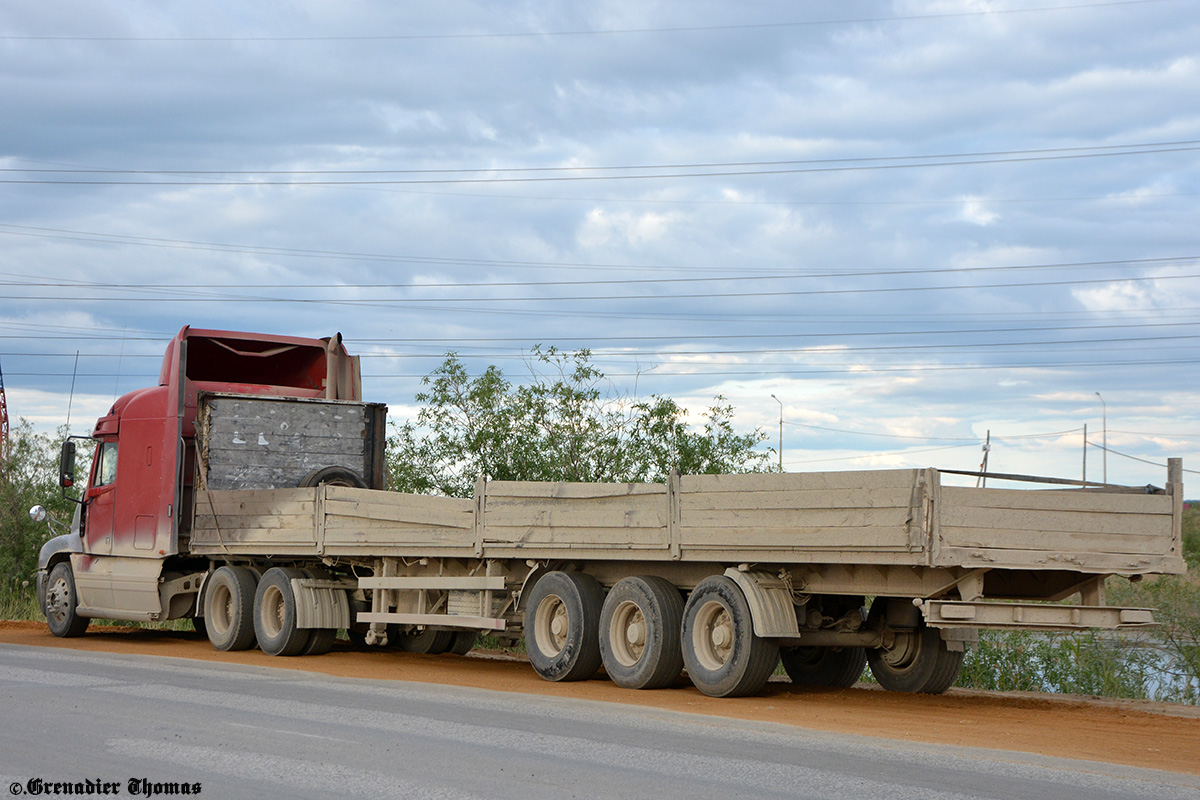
(95, 442), (118, 487)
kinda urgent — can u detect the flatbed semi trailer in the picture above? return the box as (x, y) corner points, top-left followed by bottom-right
(35, 327), (1186, 698)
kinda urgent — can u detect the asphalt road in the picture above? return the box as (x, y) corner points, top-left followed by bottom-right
(2, 644), (1196, 800)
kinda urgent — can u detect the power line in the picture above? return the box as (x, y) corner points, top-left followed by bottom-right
(6, 143), (1198, 186)
(11, 354), (1200, 380)
(7, 140), (1197, 178)
(4, 319), (1199, 357)
(1, 1), (1177, 42)
(2, 222), (1195, 280)
(5, 270), (1199, 305)
(1088, 441), (1200, 475)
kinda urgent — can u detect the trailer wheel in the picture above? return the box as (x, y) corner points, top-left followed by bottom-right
(396, 627), (454, 654)
(254, 567), (312, 656)
(780, 646), (867, 688)
(44, 562), (89, 638)
(681, 575), (780, 697)
(203, 566), (258, 651)
(600, 576), (684, 690)
(865, 599), (963, 694)
(298, 466), (368, 489)
(449, 631), (478, 655)
(523, 571), (604, 682)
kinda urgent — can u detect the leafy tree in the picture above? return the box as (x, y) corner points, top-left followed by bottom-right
(0, 420), (82, 591)
(387, 347), (770, 497)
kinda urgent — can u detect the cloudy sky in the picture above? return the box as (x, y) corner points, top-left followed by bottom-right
(2, 0), (1198, 488)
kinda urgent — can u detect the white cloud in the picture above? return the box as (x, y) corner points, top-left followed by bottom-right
(0, 1), (1197, 486)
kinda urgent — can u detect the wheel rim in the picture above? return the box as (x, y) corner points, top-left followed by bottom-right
(880, 630), (920, 670)
(534, 594), (569, 657)
(46, 578), (70, 622)
(209, 583), (233, 636)
(608, 600), (647, 667)
(260, 584), (285, 639)
(692, 599), (734, 671)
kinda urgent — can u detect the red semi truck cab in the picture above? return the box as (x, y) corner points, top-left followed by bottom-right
(37, 326), (362, 632)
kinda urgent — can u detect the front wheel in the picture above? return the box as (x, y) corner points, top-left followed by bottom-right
(681, 576), (779, 697)
(44, 562), (89, 638)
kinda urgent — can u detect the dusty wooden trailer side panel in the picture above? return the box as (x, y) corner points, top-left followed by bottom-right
(190, 466), (1182, 576)
(934, 483), (1182, 574)
(192, 470), (935, 565)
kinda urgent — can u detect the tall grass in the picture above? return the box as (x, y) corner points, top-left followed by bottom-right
(0, 577), (40, 621)
(956, 629), (1197, 703)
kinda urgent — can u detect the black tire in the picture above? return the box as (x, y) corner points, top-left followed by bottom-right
(44, 562), (89, 638)
(865, 598), (964, 694)
(203, 566), (258, 651)
(396, 627), (455, 654)
(681, 576), (780, 698)
(254, 567), (312, 656)
(346, 625), (370, 649)
(599, 576), (685, 690)
(449, 631), (478, 655)
(523, 571), (604, 682)
(300, 628), (337, 656)
(780, 646), (867, 688)
(298, 466), (368, 489)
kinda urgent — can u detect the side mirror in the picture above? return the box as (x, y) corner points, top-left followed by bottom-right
(29, 505), (48, 523)
(59, 440), (76, 488)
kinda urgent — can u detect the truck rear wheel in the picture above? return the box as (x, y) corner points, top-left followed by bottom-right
(396, 627), (454, 654)
(203, 566), (258, 651)
(600, 575), (684, 690)
(681, 575), (779, 697)
(867, 626), (963, 694)
(449, 631), (478, 655)
(780, 646), (866, 688)
(44, 562), (89, 638)
(865, 598), (963, 694)
(524, 571), (604, 682)
(254, 567), (312, 656)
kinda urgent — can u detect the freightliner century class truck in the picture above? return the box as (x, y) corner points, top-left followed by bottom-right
(33, 327), (1187, 697)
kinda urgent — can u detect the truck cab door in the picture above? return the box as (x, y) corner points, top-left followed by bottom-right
(82, 440), (117, 556)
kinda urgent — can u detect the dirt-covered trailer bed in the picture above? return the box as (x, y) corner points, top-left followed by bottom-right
(184, 392), (1184, 697)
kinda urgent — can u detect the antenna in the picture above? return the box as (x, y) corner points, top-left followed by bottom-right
(65, 351), (79, 434)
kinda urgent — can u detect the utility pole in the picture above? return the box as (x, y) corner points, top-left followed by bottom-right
(0, 357), (9, 465)
(977, 430), (991, 488)
(1095, 392), (1107, 484)
(770, 394), (783, 472)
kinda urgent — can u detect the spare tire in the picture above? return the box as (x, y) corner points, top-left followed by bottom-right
(298, 466), (368, 489)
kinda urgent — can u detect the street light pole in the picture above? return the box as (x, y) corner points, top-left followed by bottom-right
(770, 394), (783, 472)
(1095, 391), (1107, 484)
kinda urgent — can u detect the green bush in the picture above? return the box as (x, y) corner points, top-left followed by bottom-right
(0, 420), (88, 620)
